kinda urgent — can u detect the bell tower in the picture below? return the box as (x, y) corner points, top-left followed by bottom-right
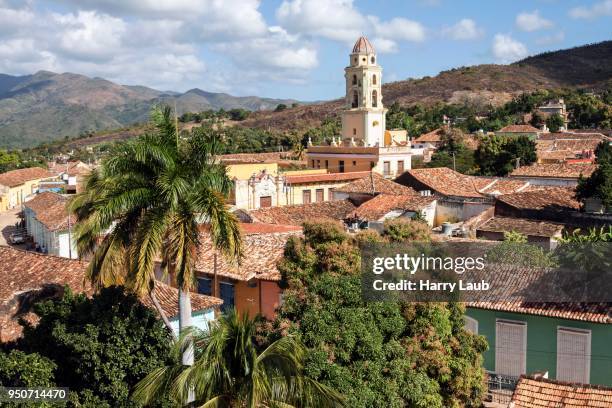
(341, 36), (386, 147)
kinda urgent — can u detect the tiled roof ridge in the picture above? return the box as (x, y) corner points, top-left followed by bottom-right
(519, 374), (612, 391)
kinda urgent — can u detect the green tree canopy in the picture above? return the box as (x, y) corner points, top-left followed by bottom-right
(475, 135), (536, 176)
(546, 113), (565, 132)
(268, 221), (487, 408)
(15, 286), (172, 406)
(577, 141), (612, 211)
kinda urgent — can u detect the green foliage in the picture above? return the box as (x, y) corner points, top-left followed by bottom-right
(559, 226), (612, 243)
(383, 218), (431, 242)
(275, 103), (288, 112)
(427, 146), (476, 174)
(546, 113), (565, 132)
(271, 223), (487, 407)
(503, 231), (528, 243)
(15, 286), (172, 406)
(227, 108), (250, 121)
(475, 135), (536, 176)
(576, 141), (612, 210)
(0, 350), (57, 408)
(0, 350), (56, 387)
(0, 149), (22, 172)
(486, 240), (557, 268)
(133, 309), (344, 407)
(70, 105), (242, 295)
(302, 117), (341, 147)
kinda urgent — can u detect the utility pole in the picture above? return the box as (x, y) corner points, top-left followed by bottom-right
(67, 212), (72, 259)
(452, 152), (456, 172)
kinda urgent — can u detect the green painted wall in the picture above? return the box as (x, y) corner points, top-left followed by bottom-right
(466, 308), (612, 386)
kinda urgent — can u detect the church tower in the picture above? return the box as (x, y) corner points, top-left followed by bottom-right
(341, 36), (386, 147)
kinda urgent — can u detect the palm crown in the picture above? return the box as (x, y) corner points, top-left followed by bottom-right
(132, 309), (345, 407)
(70, 105), (242, 316)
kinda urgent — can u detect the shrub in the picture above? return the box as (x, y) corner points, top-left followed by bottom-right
(383, 218), (431, 242)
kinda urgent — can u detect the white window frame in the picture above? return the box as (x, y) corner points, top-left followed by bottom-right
(495, 319), (527, 377)
(556, 326), (591, 384)
(464, 316), (478, 334)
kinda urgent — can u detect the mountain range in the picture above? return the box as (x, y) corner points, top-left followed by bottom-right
(1, 40), (610, 149)
(0, 71), (299, 148)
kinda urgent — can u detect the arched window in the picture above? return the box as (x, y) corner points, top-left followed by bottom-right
(352, 74), (357, 85)
(372, 74), (377, 85)
(372, 90), (378, 107)
(352, 91), (358, 108)
(371, 56), (375, 64)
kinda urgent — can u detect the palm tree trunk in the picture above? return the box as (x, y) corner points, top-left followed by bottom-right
(179, 287), (196, 403)
(149, 289), (177, 340)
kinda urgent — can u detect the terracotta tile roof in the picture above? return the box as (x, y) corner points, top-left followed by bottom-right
(403, 168), (485, 198)
(539, 131), (610, 141)
(335, 172), (415, 195)
(496, 187), (581, 211)
(195, 230), (301, 281)
(0, 167), (53, 188)
(414, 128), (443, 143)
(474, 178), (532, 195)
(284, 171), (370, 184)
(510, 163), (597, 179)
(511, 376), (612, 408)
(477, 216), (565, 237)
(140, 282), (222, 319)
(498, 124), (540, 133)
(246, 200), (356, 225)
(219, 152), (291, 163)
(0, 246), (220, 342)
(23, 192), (75, 231)
(349, 193), (436, 221)
(467, 264), (611, 323)
(239, 223), (302, 235)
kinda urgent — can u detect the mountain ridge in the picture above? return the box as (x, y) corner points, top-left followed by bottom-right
(0, 71), (300, 148)
(1, 40), (610, 149)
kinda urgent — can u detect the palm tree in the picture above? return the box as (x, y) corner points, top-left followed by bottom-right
(70, 105), (241, 361)
(132, 309), (345, 407)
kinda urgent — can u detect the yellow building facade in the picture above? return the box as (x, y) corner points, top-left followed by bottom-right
(0, 167), (53, 212)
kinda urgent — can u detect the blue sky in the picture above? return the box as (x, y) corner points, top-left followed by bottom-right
(0, 0), (610, 101)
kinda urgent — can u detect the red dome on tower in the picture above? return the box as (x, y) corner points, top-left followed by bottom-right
(352, 36), (375, 54)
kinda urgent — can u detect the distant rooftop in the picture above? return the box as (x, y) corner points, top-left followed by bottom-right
(510, 162), (597, 179)
(0, 167), (53, 188)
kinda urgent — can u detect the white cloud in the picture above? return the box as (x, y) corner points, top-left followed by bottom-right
(373, 17), (426, 43)
(492, 34), (528, 63)
(371, 37), (398, 53)
(516, 10), (553, 31)
(213, 26), (318, 72)
(0, 0), (321, 93)
(276, 0), (365, 43)
(51, 11), (126, 62)
(569, 0), (612, 19)
(56, 0), (268, 39)
(442, 18), (483, 40)
(276, 0), (425, 53)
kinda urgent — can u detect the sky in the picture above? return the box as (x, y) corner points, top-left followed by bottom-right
(0, 0), (611, 101)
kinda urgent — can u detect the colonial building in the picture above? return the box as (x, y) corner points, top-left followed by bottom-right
(307, 36), (412, 178)
(22, 192), (78, 258)
(0, 167), (53, 211)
